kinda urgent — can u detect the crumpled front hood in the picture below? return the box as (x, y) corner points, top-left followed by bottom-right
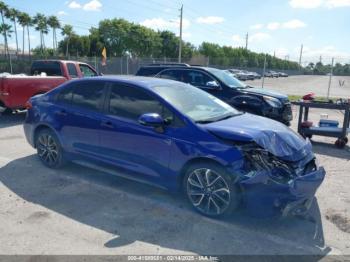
(243, 87), (288, 100)
(202, 113), (312, 162)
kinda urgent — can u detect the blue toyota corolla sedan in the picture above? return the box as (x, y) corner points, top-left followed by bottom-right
(24, 76), (325, 218)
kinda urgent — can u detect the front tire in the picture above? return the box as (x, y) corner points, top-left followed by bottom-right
(35, 129), (65, 168)
(183, 163), (240, 218)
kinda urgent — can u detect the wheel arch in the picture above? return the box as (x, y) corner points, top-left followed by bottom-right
(33, 124), (61, 148)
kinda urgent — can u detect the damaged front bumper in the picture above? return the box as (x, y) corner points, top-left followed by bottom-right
(238, 166), (326, 217)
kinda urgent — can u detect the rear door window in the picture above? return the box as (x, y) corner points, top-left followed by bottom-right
(137, 67), (165, 76)
(71, 81), (105, 111)
(67, 63), (78, 78)
(158, 69), (183, 81)
(57, 86), (73, 104)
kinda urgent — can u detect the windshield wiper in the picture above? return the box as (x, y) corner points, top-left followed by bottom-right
(195, 119), (216, 124)
(196, 113), (240, 124)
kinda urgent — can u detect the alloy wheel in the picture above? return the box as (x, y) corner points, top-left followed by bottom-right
(37, 134), (59, 165)
(186, 168), (231, 216)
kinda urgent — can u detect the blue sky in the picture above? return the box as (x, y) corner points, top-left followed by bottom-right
(4, 0), (350, 63)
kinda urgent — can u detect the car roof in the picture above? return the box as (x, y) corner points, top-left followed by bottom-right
(76, 75), (185, 90)
(139, 64), (216, 71)
(32, 59), (89, 64)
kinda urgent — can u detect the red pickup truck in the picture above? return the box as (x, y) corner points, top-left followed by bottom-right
(0, 60), (98, 114)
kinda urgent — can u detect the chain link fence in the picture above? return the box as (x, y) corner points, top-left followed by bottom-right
(0, 54), (304, 76)
(1, 54), (349, 78)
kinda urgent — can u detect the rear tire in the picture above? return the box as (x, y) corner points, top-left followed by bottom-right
(35, 129), (66, 168)
(183, 162), (240, 218)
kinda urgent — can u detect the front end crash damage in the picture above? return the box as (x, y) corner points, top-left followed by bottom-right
(235, 141), (326, 217)
(204, 115), (326, 217)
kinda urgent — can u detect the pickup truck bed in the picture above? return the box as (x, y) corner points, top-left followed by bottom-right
(0, 75), (66, 109)
(0, 60), (98, 113)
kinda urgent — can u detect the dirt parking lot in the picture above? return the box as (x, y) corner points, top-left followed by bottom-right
(0, 107), (349, 256)
(246, 75), (350, 98)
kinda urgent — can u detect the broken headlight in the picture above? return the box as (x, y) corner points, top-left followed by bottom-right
(240, 144), (296, 184)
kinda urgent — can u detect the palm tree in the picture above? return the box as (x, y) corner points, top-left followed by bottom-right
(33, 13), (48, 54)
(17, 12), (32, 56)
(47, 16), (60, 55)
(0, 23), (13, 53)
(61, 24), (74, 58)
(5, 8), (19, 54)
(0, 1), (9, 56)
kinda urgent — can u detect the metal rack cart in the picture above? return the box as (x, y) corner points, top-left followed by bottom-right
(292, 101), (350, 148)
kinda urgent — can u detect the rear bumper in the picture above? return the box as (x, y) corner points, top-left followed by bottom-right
(240, 166), (326, 217)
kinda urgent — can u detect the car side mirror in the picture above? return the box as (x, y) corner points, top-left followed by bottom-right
(205, 81), (221, 90)
(138, 113), (165, 127)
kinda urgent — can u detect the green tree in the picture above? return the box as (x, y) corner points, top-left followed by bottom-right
(0, 1), (9, 56)
(17, 12), (32, 56)
(47, 16), (60, 54)
(159, 30), (178, 58)
(33, 13), (48, 54)
(5, 8), (19, 54)
(88, 27), (103, 57)
(61, 24), (74, 57)
(0, 23), (13, 53)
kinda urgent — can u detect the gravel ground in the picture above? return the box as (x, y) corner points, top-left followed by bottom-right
(0, 109), (349, 257)
(246, 75), (350, 98)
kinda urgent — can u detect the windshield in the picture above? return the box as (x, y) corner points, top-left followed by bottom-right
(153, 82), (241, 123)
(206, 68), (247, 89)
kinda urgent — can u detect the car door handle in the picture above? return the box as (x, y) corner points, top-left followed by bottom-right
(55, 110), (67, 116)
(101, 121), (114, 128)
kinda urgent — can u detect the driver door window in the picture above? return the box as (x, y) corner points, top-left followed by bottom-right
(79, 64), (97, 77)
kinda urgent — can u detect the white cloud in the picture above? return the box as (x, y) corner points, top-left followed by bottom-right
(267, 22), (280, 30)
(282, 19), (306, 29)
(250, 32), (271, 42)
(68, 0), (102, 11)
(290, 0), (350, 8)
(58, 11), (68, 16)
(141, 18), (190, 31)
(265, 20), (306, 30)
(196, 16), (224, 24)
(68, 1), (81, 9)
(83, 0), (102, 11)
(250, 24), (264, 30)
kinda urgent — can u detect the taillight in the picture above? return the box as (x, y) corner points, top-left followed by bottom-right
(25, 101), (32, 109)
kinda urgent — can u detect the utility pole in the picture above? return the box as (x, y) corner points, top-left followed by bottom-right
(178, 4), (183, 63)
(327, 57), (334, 99)
(298, 44), (303, 70)
(245, 32), (248, 50)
